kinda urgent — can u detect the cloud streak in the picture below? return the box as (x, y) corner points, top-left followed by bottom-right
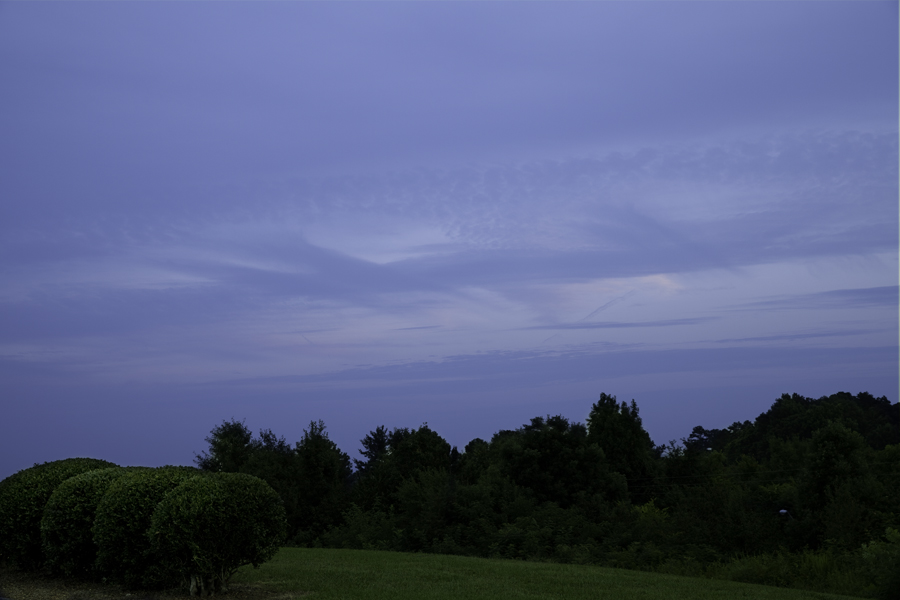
(523, 318), (715, 331)
(728, 286), (899, 312)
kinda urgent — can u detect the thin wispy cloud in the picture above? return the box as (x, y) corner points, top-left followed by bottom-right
(712, 329), (879, 345)
(523, 318), (715, 331)
(727, 286), (899, 312)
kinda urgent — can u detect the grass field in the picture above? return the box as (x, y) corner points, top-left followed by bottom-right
(231, 548), (865, 600)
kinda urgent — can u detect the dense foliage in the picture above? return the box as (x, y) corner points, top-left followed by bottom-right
(196, 390), (898, 598)
(148, 472), (287, 596)
(0, 462), (286, 597)
(40, 466), (139, 577)
(0, 457), (118, 570)
(92, 465), (200, 587)
(195, 419), (351, 545)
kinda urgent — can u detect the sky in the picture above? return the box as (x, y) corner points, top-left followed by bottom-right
(1, 2), (897, 480)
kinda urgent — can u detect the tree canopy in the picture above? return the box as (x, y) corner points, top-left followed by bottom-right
(187, 390), (899, 599)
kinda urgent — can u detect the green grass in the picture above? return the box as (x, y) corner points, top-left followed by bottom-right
(231, 548), (865, 600)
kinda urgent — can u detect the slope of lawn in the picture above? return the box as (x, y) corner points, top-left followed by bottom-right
(232, 548), (865, 600)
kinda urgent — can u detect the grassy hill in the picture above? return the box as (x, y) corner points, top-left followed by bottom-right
(232, 548), (865, 600)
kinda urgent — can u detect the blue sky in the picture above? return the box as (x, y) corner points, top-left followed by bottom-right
(1, 2), (897, 479)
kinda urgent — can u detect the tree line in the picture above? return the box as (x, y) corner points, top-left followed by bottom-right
(195, 391), (900, 599)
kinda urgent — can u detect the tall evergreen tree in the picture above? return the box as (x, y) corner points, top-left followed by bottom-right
(354, 425), (390, 476)
(586, 393), (656, 490)
(293, 420), (352, 543)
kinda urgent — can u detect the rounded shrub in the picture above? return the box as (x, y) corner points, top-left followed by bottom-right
(149, 472), (287, 596)
(0, 457), (118, 569)
(40, 466), (141, 577)
(93, 466), (199, 588)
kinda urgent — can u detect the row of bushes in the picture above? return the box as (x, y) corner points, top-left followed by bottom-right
(0, 458), (287, 597)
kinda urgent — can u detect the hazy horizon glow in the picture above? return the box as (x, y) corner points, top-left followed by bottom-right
(1, 2), (897, 479)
